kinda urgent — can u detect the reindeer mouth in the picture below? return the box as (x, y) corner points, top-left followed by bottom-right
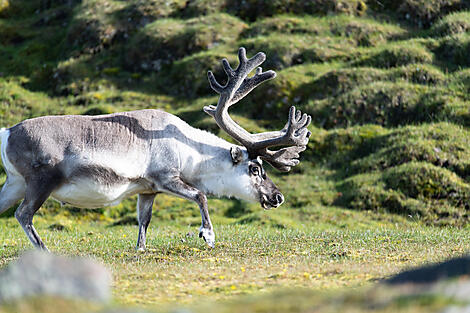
(260, 195), (277, 210)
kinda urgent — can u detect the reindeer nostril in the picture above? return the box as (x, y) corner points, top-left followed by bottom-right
(275, 193), (284, 205)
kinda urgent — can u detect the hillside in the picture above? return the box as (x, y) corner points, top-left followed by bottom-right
(1, 0), (470, 228)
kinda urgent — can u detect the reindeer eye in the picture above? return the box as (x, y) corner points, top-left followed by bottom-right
(250, 165), (260, 176)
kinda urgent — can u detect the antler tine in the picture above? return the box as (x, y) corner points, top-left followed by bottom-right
(221, 59), (235, 78)
(204, 47), (311, 172)
(207, 70), (224, 94)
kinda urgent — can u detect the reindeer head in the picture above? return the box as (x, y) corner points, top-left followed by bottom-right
(205, 48), (311, 209)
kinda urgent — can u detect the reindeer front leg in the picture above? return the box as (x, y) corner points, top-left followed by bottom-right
(159, 176), (215, 248)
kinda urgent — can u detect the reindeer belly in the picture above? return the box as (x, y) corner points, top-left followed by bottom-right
(51, 179), (146, 208)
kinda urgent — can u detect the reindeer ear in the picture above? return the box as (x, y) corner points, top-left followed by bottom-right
(230, 146), (244, 165)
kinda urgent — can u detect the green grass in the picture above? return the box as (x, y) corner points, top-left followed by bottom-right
(1, 215), (470, 311)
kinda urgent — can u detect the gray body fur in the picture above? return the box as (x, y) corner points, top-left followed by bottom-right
(0, 109), (282, 250)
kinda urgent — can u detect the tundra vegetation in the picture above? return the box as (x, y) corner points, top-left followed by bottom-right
(1, 0), (470, 312)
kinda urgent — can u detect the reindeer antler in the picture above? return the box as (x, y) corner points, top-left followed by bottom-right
(204, 47), (311, 172)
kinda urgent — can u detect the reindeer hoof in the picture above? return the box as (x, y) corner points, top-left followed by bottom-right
(199, 227), (215, 248)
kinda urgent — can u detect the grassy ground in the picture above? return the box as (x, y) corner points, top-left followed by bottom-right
(1, 211), (470, 311)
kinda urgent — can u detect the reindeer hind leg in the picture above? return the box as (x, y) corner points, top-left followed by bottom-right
(15, 171), (63, 251)
(0, 175), (26, 215)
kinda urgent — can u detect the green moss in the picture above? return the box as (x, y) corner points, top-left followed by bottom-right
(64, 0), (124, 56)
(246, 64), (317, 120)
(166, 47), (237, 96)
(125, 14), (246, 71)
(435, 33), (470, 70)
(449, 68), (470, 96)
(355, 42), (433, 68)
(327, 15), (407, 46)
(298, 64), (444, 102)
(240, 34), (356, 70)
(350, 123), (470, 178)
(243, 14), (406, 47)
(243, 15), (329, 38)
(391, 64), (446, 85)
(300, 67), (388, 101)
(115, 0), (186, 23)
(179, 0), (227, 17)
(82, 104), (116, 115)
(309, 124), (387, 163)
(239, 34), (312, 69)
(431, 11), (470, 36)
(306, 82), (451, 128)
(0, 80), (67, 126)
(384, 162), (470, 201)
(397, 0), (470, 28)
(226, 0), (367, 21)
(337, 173), (425, 216)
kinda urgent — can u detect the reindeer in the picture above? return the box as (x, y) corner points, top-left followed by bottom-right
(0, 48), (311, 251)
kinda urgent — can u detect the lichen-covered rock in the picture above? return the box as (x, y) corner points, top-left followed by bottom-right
(0, 250), (112, 303)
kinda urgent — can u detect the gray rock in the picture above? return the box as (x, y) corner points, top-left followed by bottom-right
(385, 255), (470, 285)
(0, 250), (112, 303)
(384, 254), (470, 302)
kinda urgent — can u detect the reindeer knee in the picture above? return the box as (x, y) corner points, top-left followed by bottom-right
(194, 192), (206, 205)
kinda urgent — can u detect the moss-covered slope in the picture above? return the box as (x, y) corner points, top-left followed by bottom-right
(1, 0), (470, 226)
